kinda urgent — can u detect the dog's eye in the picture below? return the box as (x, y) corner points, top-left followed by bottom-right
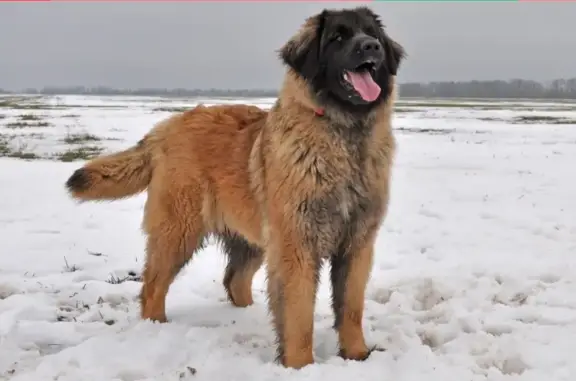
(329, 25), (349, 43)
(364, 27), (379, 39)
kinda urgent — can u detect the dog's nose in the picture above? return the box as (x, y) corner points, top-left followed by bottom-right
(360, 38), (381, 52)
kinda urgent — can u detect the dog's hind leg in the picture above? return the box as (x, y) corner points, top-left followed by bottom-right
(330, 231), (377, 361)
(139, 179), (206, 323)
(219, 230), (264, 307)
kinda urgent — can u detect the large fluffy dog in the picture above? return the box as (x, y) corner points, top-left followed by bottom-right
(65, 6), (405, 369)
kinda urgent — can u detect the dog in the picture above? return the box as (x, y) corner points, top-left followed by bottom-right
(65, 6), (405, 369)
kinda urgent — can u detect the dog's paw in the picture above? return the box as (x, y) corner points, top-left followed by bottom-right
(339, 345), (385, 362)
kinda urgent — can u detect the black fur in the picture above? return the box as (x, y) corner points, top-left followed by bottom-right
(268, 276), (285, 362)
(280, 6), (405, 116)
(217, 229), (264, 304)
(66, 168), (89, 193)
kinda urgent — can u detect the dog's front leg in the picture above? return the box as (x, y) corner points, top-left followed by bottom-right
(266, 237), (321, 369)
(330, 230), (377, 361)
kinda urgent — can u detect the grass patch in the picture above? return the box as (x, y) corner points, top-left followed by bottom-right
(19, 113), (42, 121)
(0, 137), (40, 160)
(0, 97), (71, 110)
(478, 115), (576, 124)
(394, 107), (419, 113)
(0, 135), (11, 155)
(395, 101), (576, 112)
(512, 115), (576, 124)
(395, 101), (513, 109)
(0, 100), (21, 108)
(106, 271), (142, 284)
(62, 257), (81, 273)
(153, 106), (190, 113)
(22, 132), (46, 139)
(478, 117), (503, 122)
(395, 127), (453, 135)
(397, 101), (480, 108)
(63, 133), (102, 144)
(55, 145), (103, 162)
(5, 121), (51, 129)
(0, 100), (49, 110)
(7, 151), (39, 159)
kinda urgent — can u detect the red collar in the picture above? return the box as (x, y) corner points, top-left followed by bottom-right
(314, 108), (325, 117)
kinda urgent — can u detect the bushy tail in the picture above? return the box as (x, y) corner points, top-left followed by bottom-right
(65, 140), (152, 201)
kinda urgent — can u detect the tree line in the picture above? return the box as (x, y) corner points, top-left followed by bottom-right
(2, 78), (576, 99)
(0, 86), (278, 98)
(399, 79), (576, 99)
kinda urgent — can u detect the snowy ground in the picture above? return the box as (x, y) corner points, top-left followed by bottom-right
(1, 94), (576, 380)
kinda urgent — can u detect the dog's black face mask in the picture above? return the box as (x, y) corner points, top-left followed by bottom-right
(280, 7), (406, 115)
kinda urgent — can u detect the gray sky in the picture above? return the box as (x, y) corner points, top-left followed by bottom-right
(0, 2), (574, 90)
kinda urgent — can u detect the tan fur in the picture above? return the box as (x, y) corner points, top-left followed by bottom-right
(257, 72), (396, 367)
(67, 141), (152, 201)
(66, 9), (399, 369)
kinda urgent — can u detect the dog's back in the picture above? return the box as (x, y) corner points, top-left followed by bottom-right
(66, 103), (267, 202)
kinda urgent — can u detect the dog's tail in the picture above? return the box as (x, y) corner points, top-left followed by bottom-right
(65, 139), (152, 201)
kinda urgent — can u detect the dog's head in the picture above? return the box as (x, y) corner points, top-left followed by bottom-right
(280, 7), (405, 114)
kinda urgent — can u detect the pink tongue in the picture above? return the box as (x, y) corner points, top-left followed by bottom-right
(346, 71), (381, 102)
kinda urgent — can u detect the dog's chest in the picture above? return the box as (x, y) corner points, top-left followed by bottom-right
(324, 121), (378, 215)
(299, 171), (380, 259)
(296, 123), (385, 257)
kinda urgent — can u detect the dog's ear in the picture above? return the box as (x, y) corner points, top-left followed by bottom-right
(365, 9), (406, 76)
(278, 11), (326, 80)
(383, 35), (405, 76)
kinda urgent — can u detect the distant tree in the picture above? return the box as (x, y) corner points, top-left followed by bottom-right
(399, 78), (576, 99)
(4, 78), (576, 99)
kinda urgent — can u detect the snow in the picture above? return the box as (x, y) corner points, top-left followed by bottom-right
(1, 95), (576, 380)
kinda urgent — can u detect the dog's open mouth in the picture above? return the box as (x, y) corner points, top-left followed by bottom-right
(342, 59), (381, 102)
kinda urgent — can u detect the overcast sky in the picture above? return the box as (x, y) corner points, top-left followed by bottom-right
(0, 2), (574, 90)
